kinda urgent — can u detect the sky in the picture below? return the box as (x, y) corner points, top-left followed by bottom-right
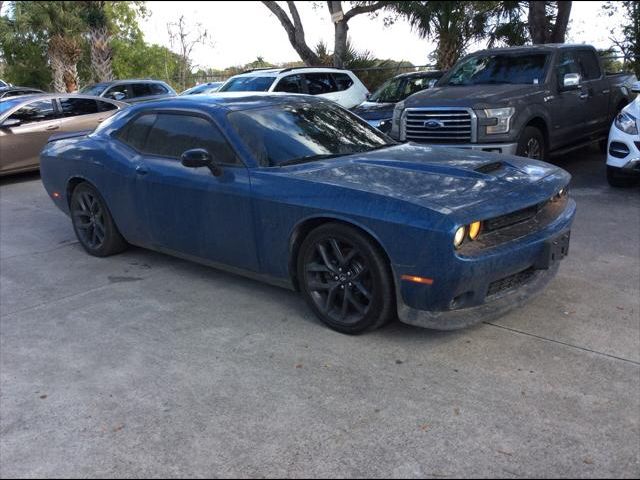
(138, 1), (626, 70)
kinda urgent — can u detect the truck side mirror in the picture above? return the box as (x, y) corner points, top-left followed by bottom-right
(562, 73), (581, 90)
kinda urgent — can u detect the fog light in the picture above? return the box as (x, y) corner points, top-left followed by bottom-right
(468, 221), (481, 240)
(454, 226), (466, 249)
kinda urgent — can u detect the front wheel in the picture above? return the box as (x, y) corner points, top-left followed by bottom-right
(70, 182), (127, 257)
(297, 223), (395, 334)
(516, 126), (547, 160)
(607, 166), (637, 188)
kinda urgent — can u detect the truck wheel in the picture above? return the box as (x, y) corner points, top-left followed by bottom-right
(516, 126), (546, 161)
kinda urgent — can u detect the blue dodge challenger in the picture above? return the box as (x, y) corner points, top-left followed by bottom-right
(40, 94), (575, 334)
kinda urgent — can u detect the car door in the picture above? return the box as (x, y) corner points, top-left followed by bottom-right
(548, 50), (587, 149)
(56, 97), (118, 132)
(132, 111), (259, 271)
(0, 98), (59, 173)
(574, 49), (610, 137)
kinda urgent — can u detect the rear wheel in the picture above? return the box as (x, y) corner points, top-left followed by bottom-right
(516, 126), (547, 160)
(297, 223), (395, 334)
(70, 182), (127, 256)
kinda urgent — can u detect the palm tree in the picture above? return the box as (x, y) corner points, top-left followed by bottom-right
(391, 1), (495, 69)
(83, 1), (113, 83)
(14, 1), (85, 92)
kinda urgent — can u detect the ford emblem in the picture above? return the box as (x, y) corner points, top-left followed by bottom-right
(424, 120), (445, 129)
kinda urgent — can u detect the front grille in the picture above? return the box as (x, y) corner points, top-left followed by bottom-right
(404, 108), (474, 144)
(483, 202), (544, 233)
(487, 268), (536, 297)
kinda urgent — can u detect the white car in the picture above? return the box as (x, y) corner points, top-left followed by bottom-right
(607, 82), (640, 187)
(217, 67), (369, 109)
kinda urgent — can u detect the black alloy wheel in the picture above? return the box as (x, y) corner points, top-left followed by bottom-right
(298, 223), (394, 334)
(70, 182), (127, 257)
(517, 126), (546, 160)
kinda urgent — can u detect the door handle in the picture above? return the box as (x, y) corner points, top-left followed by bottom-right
(135, 165), (148, 175)
(45, 125), (59, 131)
(602, 89), (610, 94)
(579, 92), (589, 100)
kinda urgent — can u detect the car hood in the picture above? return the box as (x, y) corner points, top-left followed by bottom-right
(351, 101), (396, 121)
(404, 84), (543, 108)
(280, 144), (567, 215)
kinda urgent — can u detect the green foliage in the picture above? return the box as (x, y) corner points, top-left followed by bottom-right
(111, 37), (182, 88)
(603, 1), (639, 76)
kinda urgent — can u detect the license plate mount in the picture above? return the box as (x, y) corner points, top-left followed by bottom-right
(536, 230), (571, 270)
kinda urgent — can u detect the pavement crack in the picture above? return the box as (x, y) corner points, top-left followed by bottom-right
(484, 321), (640, 366)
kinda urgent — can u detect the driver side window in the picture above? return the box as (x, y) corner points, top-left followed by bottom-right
(104, 84), (130, 100)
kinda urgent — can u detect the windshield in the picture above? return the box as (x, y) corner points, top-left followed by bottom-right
(0, 97), (27, 114)
(80, 83), (109, 96)
(228, 101), (393, 167)
(219, 76), (275, 92)
(447, 53), (549, 86)
(370, 75), (438, 103)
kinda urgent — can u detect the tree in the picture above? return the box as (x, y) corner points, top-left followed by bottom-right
(389, 2), (496, 69)
(527, 1), (572, 44)
(603, 1), (639, 76)
(167, 14), (211, 91)
(261, 1), (320, 66)
(261, 1), (388, 67)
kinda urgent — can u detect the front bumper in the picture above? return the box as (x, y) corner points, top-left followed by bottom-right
(398, 263), (559, 330)
(395, 199), (576, 330)
(418, 142), (518, 155)
(607, 123), (640, 172)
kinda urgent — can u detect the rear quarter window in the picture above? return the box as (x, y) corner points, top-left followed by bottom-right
(304, 73), (338, 95)
(332, 73), (354, 91)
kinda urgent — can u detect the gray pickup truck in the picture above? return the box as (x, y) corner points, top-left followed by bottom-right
(389, 44), (637, 159)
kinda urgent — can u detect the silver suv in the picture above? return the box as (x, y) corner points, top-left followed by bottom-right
(79, 79), (176, 104)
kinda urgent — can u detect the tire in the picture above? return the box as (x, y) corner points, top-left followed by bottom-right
(516, 126), (547, 160)
(70, 182), (127, 257)
(607, 166), (637, 188)
(297, 223), (395, 334)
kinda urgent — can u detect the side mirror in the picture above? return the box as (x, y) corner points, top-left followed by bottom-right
(428, 78), (438, 88)
(1, 118), (21, 129)
(180, 148), (222, 176)
(562, 73), (581, 90)
(631, 81), (640, 94)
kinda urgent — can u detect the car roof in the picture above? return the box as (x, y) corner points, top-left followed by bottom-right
(0, 93), (127, 106)
(126, 92), (324, 113)
(86, 79), (169, 86)
(234, 67), (353, 77)
(0, 86), (43, 92)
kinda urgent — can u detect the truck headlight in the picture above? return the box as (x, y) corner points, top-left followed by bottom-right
(615, 111), (638, 135)
(484, 107), (515, 134)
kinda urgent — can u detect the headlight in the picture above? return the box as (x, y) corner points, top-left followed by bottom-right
(484, 107), (515, 134)
(615, 111), (638, 135)
(453, 226), (466, 249)
(468, 221), (481, 240)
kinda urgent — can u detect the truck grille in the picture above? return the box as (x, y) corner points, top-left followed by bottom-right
(403, 108), (475, 144)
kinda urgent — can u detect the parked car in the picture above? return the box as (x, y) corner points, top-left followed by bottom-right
(217, 67), (369, 108)
(40, 94), (575, 334)
(351, 70), (444, 133)
(79, 79), (176, 104)
(180, 81), (224, 95)
(0, 86), (44, 99)
(389, 44), (637, 160)
(606, 82), (640, 187)
(0, 94), (126, 176)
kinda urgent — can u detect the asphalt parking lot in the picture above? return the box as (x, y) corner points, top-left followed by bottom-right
(1, 145), (639, 478)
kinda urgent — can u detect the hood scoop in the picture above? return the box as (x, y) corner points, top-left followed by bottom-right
(475, 161), (505, 174)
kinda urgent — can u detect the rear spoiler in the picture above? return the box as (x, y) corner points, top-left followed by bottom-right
(47, 130), (93, 143)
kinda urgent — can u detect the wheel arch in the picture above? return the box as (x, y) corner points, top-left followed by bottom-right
(288, 215), (395, 292)
(66, 176), (92, 208)
(523, 116), (550, 151)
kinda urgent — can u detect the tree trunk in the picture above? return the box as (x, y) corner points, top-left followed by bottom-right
(551, 1), (572, 43)
(328, 1), (347, 68)
(89, 26), (113, 82)
(49, 35), (81, 93)
(49, 50), (66, 93)
(528, 0), (549, 44)
(262, 1), (320, 66)
(437, 33), (463, 70)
